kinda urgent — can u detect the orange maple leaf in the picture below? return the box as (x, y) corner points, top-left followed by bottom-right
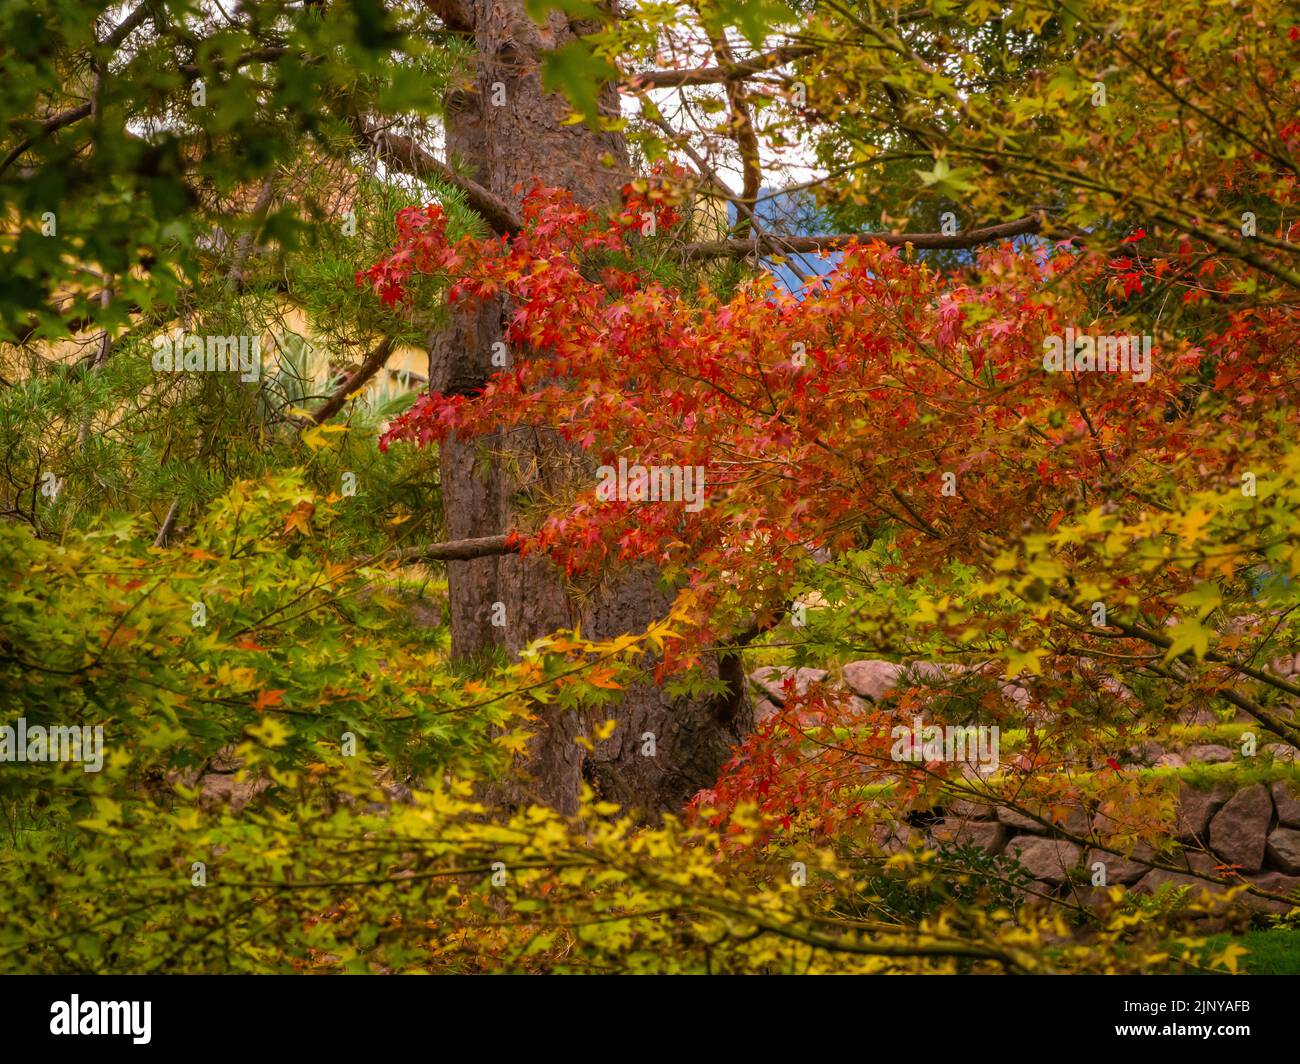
(282, 503), (315, 537)
(587, 667), (623, 690)
(252, 689), (286, 711)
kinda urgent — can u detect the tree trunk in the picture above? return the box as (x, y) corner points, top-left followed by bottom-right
(430, 0), (753, 818)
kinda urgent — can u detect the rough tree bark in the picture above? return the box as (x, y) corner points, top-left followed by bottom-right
(426, 0), (753, 818)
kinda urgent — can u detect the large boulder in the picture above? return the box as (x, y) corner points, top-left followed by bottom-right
(1208, 784), (1273, 872)
(1273, 780), (1300, 828)
(1266, 827), (1300, 874)
(1126, 739), (1166, 767)
(1184, 744), (1234, 764)
(841, 660), (904, 702)
(1175, 783), (1232, 843)
(1132, 853), (1222, 896)
(1246, 872), (1300, 915)
(997, 803), (1089, 837)
(1270, 653), (1299, 677)
(753, 698), (782, 725)
(931, 818), (1007, 855)
(947, 794), (999, 820)
(1006, 837), (1082, 885)
(1085, 842), (1157, 886)
(749, 665), (828, 705)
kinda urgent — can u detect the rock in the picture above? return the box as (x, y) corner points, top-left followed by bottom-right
(875, 823), (921, 855)
(753, 698), (782, 724)
(931, 818), (1007, 855)
(193, 771), (271, 813)
(749, 667), (788, 704)
(380, 779), (413, 803)
(998, 807), (1046, 834)
(1270, 653), (1298, 677)
(1175, 784), (1231, 842)
(1265, 744), (1298, 762)
(1127, 739), (1166, 767)
(1153, 753), (1187, 769)
(1085, 842), (1157, 886)
(997, 803), (1089, 837)
(999, 682), (1030, 711)
(948, 795), (999, 820)
(793, 666), (829, 692)
(1097, 677), (1135, 705)
(841, 660), (904, 702)
(1132, 865), (1220, 898)
(841, 659), (1029, 709)
(1185, 743), (1233, 764)
(1273, 780), (1300, 828)
(208, 745), (241, 773)
(1244, 872), (1300, 915)
(1006, 837), (1082, 884)
(749, 666), (828, 705)
(406, 600), (442, 629)
(904, 658), (967, 681)
(1208, 784), (1273, 872)
(1185, 851), (1223, 876)
(1074, 886), (1122, 918)
(1266, 827), (1300, 874)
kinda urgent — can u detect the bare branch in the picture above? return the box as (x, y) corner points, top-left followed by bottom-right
(371, 534), (518, 565)
(302, 337), (398, 426)
(628, 44), (819, 89)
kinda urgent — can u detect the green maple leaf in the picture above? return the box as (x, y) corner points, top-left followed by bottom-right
(1164, 618), (1211, 662)
(914, 157), (979, 197)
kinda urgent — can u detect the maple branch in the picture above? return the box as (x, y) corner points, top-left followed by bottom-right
(1048, 591), (1300, 748)
(678, 214), (1047, 260)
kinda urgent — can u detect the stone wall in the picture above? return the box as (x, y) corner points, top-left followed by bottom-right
(749, 659), (1300, 915)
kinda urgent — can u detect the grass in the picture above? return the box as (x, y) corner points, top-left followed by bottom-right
(1196, 930), (1300, 974)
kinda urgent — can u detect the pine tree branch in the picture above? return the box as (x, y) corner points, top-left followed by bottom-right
(361, 128), (523, 236)
(301, 337), (397, 426)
